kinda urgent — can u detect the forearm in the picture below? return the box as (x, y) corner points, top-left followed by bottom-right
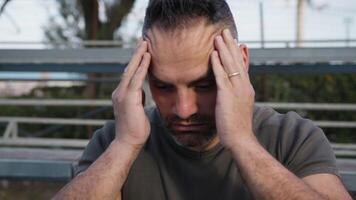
(230, 135), (325, 200)
(53, 139), (141, 200)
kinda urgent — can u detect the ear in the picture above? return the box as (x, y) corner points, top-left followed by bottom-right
(239, 44), (250, 72)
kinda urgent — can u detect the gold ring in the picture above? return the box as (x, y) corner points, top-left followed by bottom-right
(228, 72), (241, 78)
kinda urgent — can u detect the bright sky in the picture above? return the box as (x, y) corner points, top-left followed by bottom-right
(0, 0), (355, 48)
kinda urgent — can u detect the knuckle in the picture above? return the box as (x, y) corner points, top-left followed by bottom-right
(248, 88), (255, 98)
(251, 88), (255, 96)
(112, 90), (125, 103)
(111, 91), (117, 100)
(250, 92), (255, 99)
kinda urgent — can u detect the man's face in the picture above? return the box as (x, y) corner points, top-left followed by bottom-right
(146, 20), (220, 151)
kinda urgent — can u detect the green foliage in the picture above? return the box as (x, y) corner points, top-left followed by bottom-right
(252, 74), (356, 103)
(251, 73), (356, 143)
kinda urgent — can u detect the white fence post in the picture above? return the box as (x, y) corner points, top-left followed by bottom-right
(3, 120), (18, 138)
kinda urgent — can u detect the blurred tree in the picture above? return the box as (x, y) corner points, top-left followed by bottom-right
(44, 0), (136, 99)
(43, 0), (136, 137)
(44, 0), (135, 46)
(0, 0), (11, 16)
(286, 0), (327, 46)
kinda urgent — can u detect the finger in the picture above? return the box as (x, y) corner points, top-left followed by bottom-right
(215, 35), (240, 79)
(211, 50), (232, 90)
(120, 41), (148, 88)
(236, 42), (251, 81)
(129, 52), (151, 91)
(235, 40), (249, 75)
(221, 29), (238, 56)
(124, 40), (147, 80)
(214, 37), (243, 86)
(221, 29), (247, 77)
(136, 37), (143, 47)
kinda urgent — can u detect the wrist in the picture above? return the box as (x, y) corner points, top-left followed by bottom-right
(115, 128), (148, 148)
(226, 131), (259, 152)
(227, 133), (264, 166)
(112, 138), (143, 154)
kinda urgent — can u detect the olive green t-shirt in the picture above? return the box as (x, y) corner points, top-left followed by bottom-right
(75, 106), (339, 200)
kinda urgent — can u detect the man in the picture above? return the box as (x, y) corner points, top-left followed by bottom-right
(54, 0), (351, 199)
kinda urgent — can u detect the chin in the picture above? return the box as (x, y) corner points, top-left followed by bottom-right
(171, 132), (217, 150)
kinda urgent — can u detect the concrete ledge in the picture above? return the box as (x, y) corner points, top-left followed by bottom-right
(0, 159), (74, 181)
(1, 48), (356, 74)
(340, 171), (356, 193)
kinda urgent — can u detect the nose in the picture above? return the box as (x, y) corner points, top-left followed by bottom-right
(173, 88), (198, 119)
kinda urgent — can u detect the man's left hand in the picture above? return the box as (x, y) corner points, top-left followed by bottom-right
(210, 29), (256, 149)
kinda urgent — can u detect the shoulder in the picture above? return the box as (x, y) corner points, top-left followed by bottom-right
(253, 105), (321, 137)
(253, 105), (326, 147)
(253, 107), (324, 145)
(93, 120), (115, 149)
(253, 105), (338, 177)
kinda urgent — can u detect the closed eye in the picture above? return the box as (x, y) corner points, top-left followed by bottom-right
(153, 83), (175, 91)
(194, 80), (216, 90)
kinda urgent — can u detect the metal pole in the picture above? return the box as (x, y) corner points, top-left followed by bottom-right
(259, 2), (265, 48)
(296, 0), (305, 47)
(344, 17), (352, 47)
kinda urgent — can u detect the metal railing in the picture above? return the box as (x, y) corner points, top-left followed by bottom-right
(0, 115), (104, 148)
(0, 99), (356, 190)
(0, 99), (355, 155)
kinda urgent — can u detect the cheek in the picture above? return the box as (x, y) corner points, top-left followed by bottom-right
(197, 90), (217, 114)
(150, 88), (174, 113)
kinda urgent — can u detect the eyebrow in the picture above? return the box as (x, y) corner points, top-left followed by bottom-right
(148, 66), (215, 86)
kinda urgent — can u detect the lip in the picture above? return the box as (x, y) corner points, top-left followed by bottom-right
(172, 123), (207, 132)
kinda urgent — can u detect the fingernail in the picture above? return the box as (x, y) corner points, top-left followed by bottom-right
(215, 35), (223, 41)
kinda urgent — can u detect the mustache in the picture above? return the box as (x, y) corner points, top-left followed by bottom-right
(164, 114), (213, 126)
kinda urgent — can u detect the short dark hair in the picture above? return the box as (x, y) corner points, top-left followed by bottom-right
(142, 0), (238, 39)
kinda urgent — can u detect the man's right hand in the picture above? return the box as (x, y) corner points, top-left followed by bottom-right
(54, 42), (151, 200)
(111, 40), (151, 148)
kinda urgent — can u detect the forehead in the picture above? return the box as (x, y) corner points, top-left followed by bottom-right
(145, 20), (219, 83)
